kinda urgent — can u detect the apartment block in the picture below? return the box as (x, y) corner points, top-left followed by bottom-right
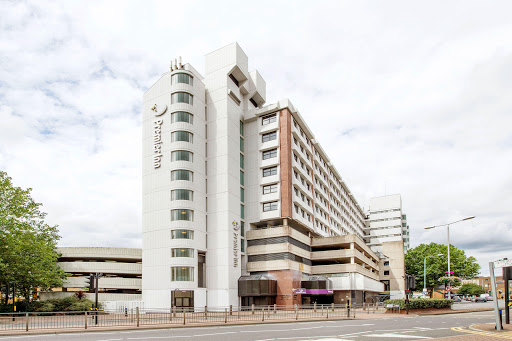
(142, 43), (406, 309)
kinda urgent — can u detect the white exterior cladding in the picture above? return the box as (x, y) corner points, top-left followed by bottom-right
(142, 43), (373, 309)
(365, 194), (410, 255)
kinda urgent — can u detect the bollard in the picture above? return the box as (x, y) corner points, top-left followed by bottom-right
(230, 305), (232, 316)
(25, 312), (29, 332)
(347, 305), (350, 318)
(321, 305), (324, 316)
(274, 303), (277, 314)
(224, 308), (227, 323)
(326, 307), (329, 319)
(252, 304), (255, 315)
(173, 306), (176, 318)
(314, 302), (317, 313)
(295, 304), (298, 320)
(183, 310), (186, 325)
(85, 311), (88, 329)
(170, 308), (172, 322)
(205, 306), (208, 319)
(331, 303), (334, 312)
(136, 307), (140, 327)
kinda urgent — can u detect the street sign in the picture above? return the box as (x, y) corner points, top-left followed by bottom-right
(494, 259), (512, 268)
(446, 286), (451, 291)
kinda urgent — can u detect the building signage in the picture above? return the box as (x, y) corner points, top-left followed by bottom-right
(150, 104), (167, 169)
(293, 288), (333, 295)
(152, 119), (163, 168)
(232, 221), (239, 267)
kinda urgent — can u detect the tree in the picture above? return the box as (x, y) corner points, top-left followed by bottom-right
(457, 283), (485, 296)
(405, 243), (480, 293)
(0, 171), (68, 302)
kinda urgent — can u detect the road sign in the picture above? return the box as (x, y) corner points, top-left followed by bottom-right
(494, 259), (512, 268)
(446, 286), (451, 291)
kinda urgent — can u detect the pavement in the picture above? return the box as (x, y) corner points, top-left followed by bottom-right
(0, 310), (511, 340)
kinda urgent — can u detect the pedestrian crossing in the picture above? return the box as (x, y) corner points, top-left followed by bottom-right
(451, 326), (512, 339)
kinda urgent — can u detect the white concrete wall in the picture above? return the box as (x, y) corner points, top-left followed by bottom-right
(142, 63), (207, 309)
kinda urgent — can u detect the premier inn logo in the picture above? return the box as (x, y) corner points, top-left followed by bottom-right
(151, 104), (167, 117)
(150, 103), (166, 169)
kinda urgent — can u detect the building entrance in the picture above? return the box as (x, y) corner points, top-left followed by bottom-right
(172, 290), (194, 309)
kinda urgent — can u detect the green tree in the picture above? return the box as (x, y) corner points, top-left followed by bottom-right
(457, 283), (485, 296)
(0, 171), (67, 302)
(405, 243), (480, 293)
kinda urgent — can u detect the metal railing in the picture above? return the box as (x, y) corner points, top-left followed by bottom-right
(0, 303), (384, 332)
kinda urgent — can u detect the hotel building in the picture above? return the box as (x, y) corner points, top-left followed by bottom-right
(142, 43), (405, 309)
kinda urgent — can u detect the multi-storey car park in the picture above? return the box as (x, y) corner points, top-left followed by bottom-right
(142, 43), (407, 310)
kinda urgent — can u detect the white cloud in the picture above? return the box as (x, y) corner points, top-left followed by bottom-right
(1, 0), (511, 275)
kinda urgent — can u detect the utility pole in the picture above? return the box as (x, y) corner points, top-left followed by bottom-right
(94, 273), (102, 325)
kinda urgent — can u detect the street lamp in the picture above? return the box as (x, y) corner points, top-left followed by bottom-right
(425, 216), (475, 297)
(424, 254), (443, 296)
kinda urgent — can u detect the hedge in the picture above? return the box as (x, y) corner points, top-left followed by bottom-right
(0, 296), (99, 313)
(384, 298), (453, 309)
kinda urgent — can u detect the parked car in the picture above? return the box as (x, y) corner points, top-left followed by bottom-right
(486, 296), (493, 301)
(473, 294), (488, 302)
(453, 296), (462, 302)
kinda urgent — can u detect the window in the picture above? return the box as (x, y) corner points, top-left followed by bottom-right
(171, 111), (193, 124)
(262, 131), (277, 143)
(240, 137), (244, 152)
(262, 166), (277, 177)
(172, 248), (194, 257)
(171, 267), (194, 281)
(384, 271), (390, 276)
(171, 189), (193, 201)
(172, 131), (193, 143)
(263, 201), (278, 212)
(171, 150), (193, 162)
(263, 184), (278, 194)
(240, 187), (245, 202)
(262, 148), (277, 160)
(240, 154), (244, 168)
(171, 170), (193, 181)
(240, 204), (245, 219)
(262, 113), (277, 125)
(171, 209), (193, 221)
(171, 73), (193, 86)
(250, 97), (258, 108)
(171, 229), (194, 239)
(171, 92), (193, 105)
(240, 121), (244, 135)
(383, 261), (390, 266)
(240, 221), (245, 235)
(240, 170), (244, 185)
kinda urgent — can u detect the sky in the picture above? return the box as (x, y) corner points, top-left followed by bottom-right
(1, 0), (511, 276)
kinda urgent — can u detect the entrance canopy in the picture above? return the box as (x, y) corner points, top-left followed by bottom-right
(238, 274), (277, 297)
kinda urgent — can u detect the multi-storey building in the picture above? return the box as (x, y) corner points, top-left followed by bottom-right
(142, 43), (403, 309)
(365, 194), (410, 255)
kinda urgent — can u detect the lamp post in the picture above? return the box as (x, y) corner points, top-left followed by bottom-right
(425, 216), (475, 298)
(423, 254), (443, 297)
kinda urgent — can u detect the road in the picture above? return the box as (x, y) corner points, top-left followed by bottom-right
(0, 310), (502, 341)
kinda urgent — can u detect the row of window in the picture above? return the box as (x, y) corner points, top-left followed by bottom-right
(293, 204), (311, 222)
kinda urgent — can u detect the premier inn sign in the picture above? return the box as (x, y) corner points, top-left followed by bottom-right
(151, 104), (167, 169)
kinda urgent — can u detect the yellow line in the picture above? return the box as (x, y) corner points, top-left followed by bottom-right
(451, 326), (512, 339)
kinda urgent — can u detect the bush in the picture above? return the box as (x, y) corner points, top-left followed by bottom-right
(384, 298), (453, 310)
(31, 296), (97, 312)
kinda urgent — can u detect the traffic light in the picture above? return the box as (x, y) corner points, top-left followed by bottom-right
(84, 274), (95, 291)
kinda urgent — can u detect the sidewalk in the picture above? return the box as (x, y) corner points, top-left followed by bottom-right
(0, 312), (406, 337)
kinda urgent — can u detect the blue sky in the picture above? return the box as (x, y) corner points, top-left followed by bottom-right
(1, 0), (511, 275)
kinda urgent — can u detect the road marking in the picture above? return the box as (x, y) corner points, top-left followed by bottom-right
(362, 334), (431, 339)
(452, 326), (512, 339)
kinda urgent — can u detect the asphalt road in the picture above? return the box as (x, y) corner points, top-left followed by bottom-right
(452, 299), (504, 310)
(0, 310), (501, 341)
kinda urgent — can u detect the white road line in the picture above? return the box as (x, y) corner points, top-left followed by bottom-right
(362, 333), (431, 339)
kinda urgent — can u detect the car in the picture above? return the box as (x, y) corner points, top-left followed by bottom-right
(453, 296), (462, 302)
(473, 294), (488, 302)
(486, 296), (493, 301)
